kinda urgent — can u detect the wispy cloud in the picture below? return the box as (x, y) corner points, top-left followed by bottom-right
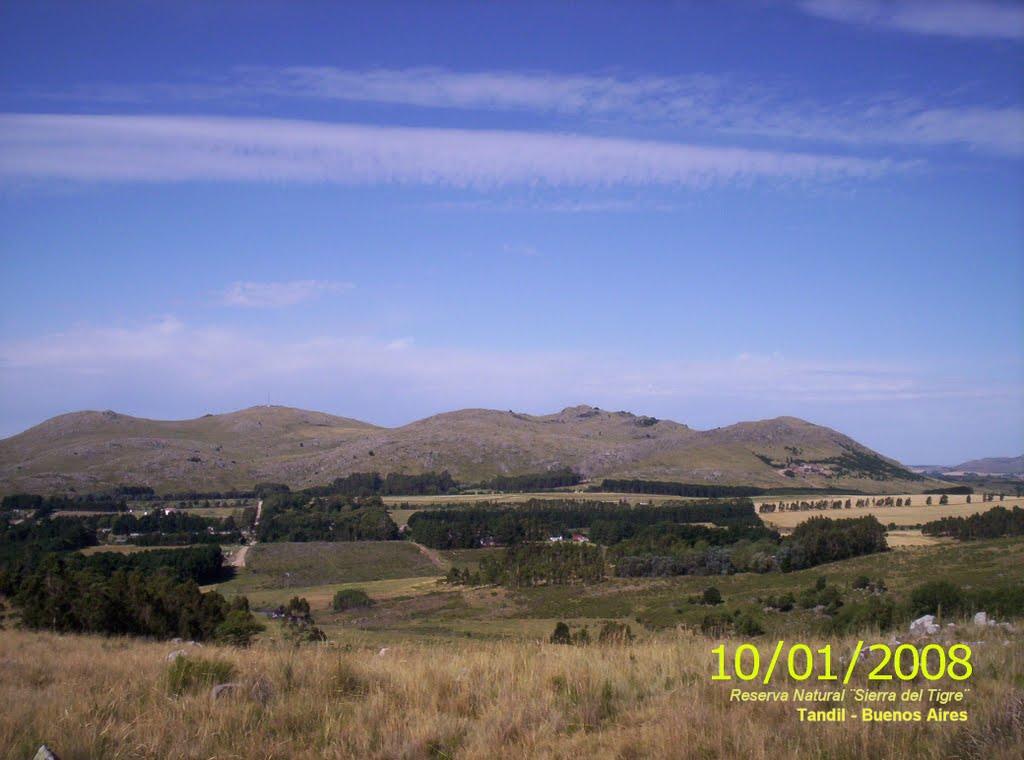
(18, 65), (1024, 157)
(0, 113), (897, 188)
(797, 0), (1024, 40)
(221, 279), (352, 308)
(230, 67), (1024, 156)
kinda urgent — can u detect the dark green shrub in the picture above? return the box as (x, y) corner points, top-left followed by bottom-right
(215, 609), (265, 647)
(550, 621), (571, 644)
(910, 580), (966, 617)
(332, 588), (374, 611)
(735, 613), (764, 636)
(702, 586), (723, 606)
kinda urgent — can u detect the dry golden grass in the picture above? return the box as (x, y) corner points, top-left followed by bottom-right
(2, 626), (1021, 760)
(884, 530), (951, 548)
(758, 496), (1024, 529)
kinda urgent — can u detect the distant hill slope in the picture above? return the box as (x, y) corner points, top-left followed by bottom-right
(947, 455), (1024, 475)
(0, 404), (939, 495)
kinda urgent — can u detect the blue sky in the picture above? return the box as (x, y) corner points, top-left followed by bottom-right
(0, 0), (1022, 464)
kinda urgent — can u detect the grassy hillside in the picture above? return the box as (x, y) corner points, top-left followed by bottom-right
(0, 404), (941, 495)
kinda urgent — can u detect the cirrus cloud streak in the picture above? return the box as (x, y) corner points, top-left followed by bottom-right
(0, 113), (900, 189)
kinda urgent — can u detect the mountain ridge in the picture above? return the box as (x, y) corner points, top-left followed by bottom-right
(0, 404), (938, 495)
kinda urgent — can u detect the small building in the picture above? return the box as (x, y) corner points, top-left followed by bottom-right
(572, 534), (589, 543)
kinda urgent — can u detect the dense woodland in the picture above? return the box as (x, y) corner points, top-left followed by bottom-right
(408, 499), (760, 550)
(776, 515), (888, 571)
(447, 543), (606, 588)
(921, 506), (1024, 540)
(0, 540), (261, 642)
(256, 493), (398, 542)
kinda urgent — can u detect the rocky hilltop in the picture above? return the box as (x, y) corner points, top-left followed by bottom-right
(0, 404), (934, 495)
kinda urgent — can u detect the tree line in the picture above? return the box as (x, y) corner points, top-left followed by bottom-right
(474, 469), (582, 492)
(598, 479), (766, 498)
(301, 471), (459, 498)
(921, 506), (1024, 540)
(407, 499), (760, 550)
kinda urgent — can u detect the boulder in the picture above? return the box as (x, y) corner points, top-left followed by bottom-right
(33, 747), (60, 760)
(909, 614), (940, 639)
(974, 611), (988, 626)
(166, 650), (189, 662)
(378, 647), (390, 656)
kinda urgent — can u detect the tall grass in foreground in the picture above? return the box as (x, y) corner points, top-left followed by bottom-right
(1, 627), (1021, 759)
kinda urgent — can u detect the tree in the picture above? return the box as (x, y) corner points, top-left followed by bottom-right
(550, 621), (571, 644)
(702, 586), (723, 606)
(332, 588), (373, 611)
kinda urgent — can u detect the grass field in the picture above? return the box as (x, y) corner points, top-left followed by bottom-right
(209, 536), (1024, 645)
(2, 623), (1021, 760)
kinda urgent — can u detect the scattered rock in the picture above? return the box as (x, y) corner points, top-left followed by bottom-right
(166, 650), (189, 662)
(974, 611), (988, 626)
(34, 747), (60, 760)
(909, 614), (940, 639)
(187, 641), (203, 647)
(378, 648), (390, 656)
(211, 682), (242, 700)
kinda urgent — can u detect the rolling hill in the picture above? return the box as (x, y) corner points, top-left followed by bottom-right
(0, 404), (938, 495)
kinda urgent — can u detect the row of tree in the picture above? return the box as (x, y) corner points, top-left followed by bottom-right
(302, 471), (459, 498)
(598, 480), (765, 498)
(474, 469), (582, 492)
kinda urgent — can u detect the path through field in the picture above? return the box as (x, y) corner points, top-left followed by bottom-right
(227, 545), (249, 568)
(227, 500), (262, 569)
(412, 541), (449, 571)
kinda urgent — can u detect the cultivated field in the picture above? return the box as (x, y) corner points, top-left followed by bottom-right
(756, 495), (1024, 530)
(222, 541), (444, 591)
(883, 529), (950, 548)
(384, 491), (676, 506)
